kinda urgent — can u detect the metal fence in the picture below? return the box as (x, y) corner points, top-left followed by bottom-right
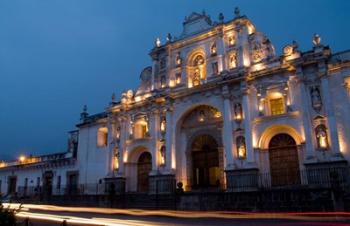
(14, 166), (350, 199)
(227, 166), (350, 191)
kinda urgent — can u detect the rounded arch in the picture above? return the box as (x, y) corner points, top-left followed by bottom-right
(258, 124), (303, 149)
(127, 145), (150, 163)
(175, 103), (223, 130)
(186, 48), (206, 64)
(186, 48), (207, 87)
(186, 130), (223, 151)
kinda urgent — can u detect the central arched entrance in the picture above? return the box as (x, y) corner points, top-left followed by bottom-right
(269, 133), (300, 186)
(191, 134), (220, 189)
(137, 152), (152, 192)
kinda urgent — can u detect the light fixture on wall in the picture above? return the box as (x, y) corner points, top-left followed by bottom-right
(19, 155), (26, 163)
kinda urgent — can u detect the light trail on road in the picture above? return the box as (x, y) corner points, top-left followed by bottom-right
(4, 203), (350, 226)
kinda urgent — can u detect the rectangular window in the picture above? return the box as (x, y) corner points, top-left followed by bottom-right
(97, 127), (108, 147)
(212, 62), (218, 75)
(57, 176), (61, 190)
(270, 98), (285, 115)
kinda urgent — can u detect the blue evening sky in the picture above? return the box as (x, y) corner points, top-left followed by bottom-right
(0, 0), (349, 160)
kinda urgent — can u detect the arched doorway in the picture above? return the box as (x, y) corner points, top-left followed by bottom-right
(269, 133), (300, 186)
(191, 134), (220, 189)
(137, 152), (152, 192)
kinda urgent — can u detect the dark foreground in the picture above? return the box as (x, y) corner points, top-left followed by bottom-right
(6, 203), (350, 226)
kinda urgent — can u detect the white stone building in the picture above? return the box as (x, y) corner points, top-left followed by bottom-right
(1, 9), (350, 197)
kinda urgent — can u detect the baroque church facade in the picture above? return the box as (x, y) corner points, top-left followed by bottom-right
(1, 9), (350, 198)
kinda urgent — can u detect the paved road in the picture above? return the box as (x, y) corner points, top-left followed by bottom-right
(7, 203), (350, 226)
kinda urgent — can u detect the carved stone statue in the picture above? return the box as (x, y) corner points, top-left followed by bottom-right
(310, 86), (322, 112)
(160, 145), (166, 166)
(218, 13), (224, 23)
(315, 124), (328, 149)
(234, 103), (243, 121)
(313, 34), (321, 46)
(176, 52), (182, 66)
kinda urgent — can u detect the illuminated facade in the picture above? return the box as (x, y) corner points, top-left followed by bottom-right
(1, 9), (350, 197)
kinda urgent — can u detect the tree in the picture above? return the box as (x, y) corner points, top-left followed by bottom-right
(0, 196), (18, 226)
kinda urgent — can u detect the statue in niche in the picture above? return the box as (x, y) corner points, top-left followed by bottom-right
(236, 136), (246, 159)
(234, 103), (243, 121)
(192, 69), (200, 86)
(160, 145), (166, 166)
(176, 52), (182, 66)
(310, 86), (322, 112)
(229, 52), (237, 69)
(315, 124), (328, 149)
(115, 126), (121, 142)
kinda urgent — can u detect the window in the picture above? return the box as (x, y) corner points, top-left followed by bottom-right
(269, 98), (285, 115)
(97, 127), (108, 147)
(57, 176), (61, 190)
(134, 119), (148, 139)
(212, 62), (218, 75)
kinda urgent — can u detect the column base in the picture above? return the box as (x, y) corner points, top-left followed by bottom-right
(149, 174), (176, 194)
(226, 168), (259, 192)
(104, 177), (126, 195)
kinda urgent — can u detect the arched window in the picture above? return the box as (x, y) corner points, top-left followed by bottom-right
(187, 53), (206, 88)
(97, 127), (108, 147)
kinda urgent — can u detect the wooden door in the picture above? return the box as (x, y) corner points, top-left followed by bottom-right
(269, 134), (300, 186)
(137, 152), (152, 192)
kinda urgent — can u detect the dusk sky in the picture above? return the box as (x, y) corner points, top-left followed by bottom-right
(0, 0), (349, 160)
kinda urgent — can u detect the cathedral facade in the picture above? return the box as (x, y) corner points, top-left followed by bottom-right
(1, 9), (350, 198)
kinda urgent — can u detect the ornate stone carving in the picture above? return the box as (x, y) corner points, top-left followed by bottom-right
(310, 86), (322, 112)
(315, 124), (328, 150)
(312, 34), (321, 46)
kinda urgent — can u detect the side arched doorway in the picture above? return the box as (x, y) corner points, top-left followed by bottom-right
(269, 133), (300, 186)
(137, 152), (152, 192)
(191, 134), (220, 189)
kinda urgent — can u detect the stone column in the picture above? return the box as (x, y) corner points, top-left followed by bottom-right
(242, 89), (254, 163)
(149, 109), (160, 171)
(117, 117), (127, 175)
(296, 68), (315, 161)
(165, 108), (174, 172)
(321, 77), (341, 157)
(107, 117), (116, 175)
(236, 26), (250, 68)
(222, 88), (234, 169)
